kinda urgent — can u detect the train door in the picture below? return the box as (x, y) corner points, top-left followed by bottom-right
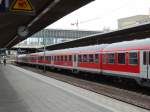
(141, 51), (150, 79)
(73, 54), (78, 68)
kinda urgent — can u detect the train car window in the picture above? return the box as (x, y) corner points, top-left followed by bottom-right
(118, 53), (125, 64)
(48, 56), (51, 61)
(108, 53), (115, 64)
(53, 56), (55, 61)
(55, 56), (57, 61)
(87, 55), (89, 62)
(95, 54), (99, 63)
(45, 56), (48, 60)
(65, 56), (68, 61)
(55, 56), (58, 61)
(35, 57), (38, 60)
(89, 54), (94, 62)
(143, 52), (146, 65)
(47, 56), (49, 61)
(57, 56), (60, 61)
(69, 55), (72, 61)
(129, 52), (138, 65)
(78, 55), (82, 62)
(149, 52), (150, 65)
(59, 56), (61, 61)
(52, 56), (54, 61)
(54, 56), (57, 61)
(35, 57), (37, 60)
(61, 56), (63, 61)
(83, 55), (87, 62)
(74, 55), (76, 62)
(102, 54), (107, 64)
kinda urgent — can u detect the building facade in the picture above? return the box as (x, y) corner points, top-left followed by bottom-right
(118, 15), (150, 29)
(15, 29), (101, 48)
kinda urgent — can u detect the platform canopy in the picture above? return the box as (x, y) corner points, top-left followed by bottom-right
(12, 23), (150, 53)
(0, 0), (93, 48)
(44, 23), (150, 50)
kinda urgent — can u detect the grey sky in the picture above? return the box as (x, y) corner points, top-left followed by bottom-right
(46, 0), (150, 31)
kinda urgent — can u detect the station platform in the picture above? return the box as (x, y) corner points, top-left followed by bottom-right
(0, 64), (148, 112)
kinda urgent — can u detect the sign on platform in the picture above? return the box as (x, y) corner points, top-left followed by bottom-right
(9, 0), (34, 13)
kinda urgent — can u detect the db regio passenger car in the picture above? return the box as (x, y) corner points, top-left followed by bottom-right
(16, 38), (150, 87)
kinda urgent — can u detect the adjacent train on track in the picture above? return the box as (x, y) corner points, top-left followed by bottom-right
(16, 38), (150, 87)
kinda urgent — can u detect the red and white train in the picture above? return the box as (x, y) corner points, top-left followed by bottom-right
(16, 38), (150, 87)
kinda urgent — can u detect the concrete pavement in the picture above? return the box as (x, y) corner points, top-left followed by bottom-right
(0, 64), (149, 112)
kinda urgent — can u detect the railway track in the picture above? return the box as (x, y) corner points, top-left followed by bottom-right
(16, 64), (150, 110)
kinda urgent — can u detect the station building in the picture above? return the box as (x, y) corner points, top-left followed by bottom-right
(14, 29), (101, 48)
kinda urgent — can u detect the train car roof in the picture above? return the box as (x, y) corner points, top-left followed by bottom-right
(18, 38), (150, 56)
(17, 54), (28, 57)
(103, 38), (150, 52)
(30, 44), (109, 56)
(70, 44), (108, 53)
